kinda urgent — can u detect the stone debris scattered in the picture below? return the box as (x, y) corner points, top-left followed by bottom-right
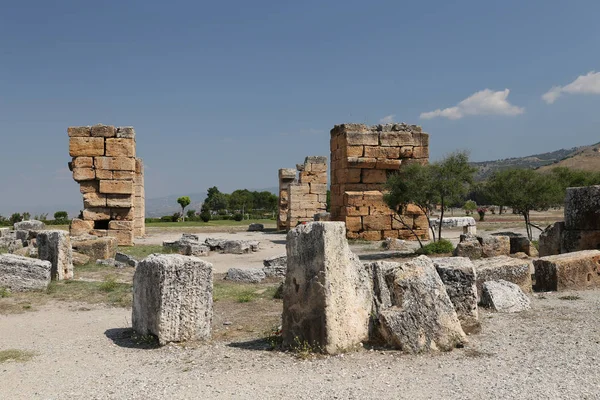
(480, 280), (531, 313)
(0, 254), (52, 292)
(534, 250), (600, 291)
(224, 268), (266, 283)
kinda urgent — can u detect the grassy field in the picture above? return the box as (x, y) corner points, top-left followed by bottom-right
(145, 219), (276, 228)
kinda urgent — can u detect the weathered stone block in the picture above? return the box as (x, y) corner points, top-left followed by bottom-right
(82, 208), (111, 221)
(225, 268), (266, 283)
(83, 192), (107, 208)
(105, 138), (136, 157)
(473, 256), (532, 299)
(73, 167), (95, 181)
(533, 250), (600, 291)
(362, 169), (387, 184)
(480, 280), (530, 313)
(379, 132), (414, 147)
(37, 230), (73, 281)
(94, 156), (136, 171)
(108, 220), (134, 230)
(539, 221), (564, 257)
(480, 235), (510, 258)
(116, 126), (135, 139)
(346, 132), (379, 146)
(346, 146), (364, 157)
(374, 256), (467, 352)
(0, 254), (52, 292)
(72, 157), (93, 168)
(79, 181), (99, 194)
(132, 254), (213, 345)
(112, 171), (135, 180)
(363, 215), (391, 231)
(364, 146), (400, 159)
(564, 186), (600, 230)
(433, 257), (480, 333)
(375, 159), (402, 170)
(91, 124), (116, 138)
(108, 229), (134, 246)
(99, 180), (134, 195)
(67, 126), (91, 137)
(71, 236), (118, 260)
(69, 219), (94, 236)
(69, 137), (105, 157)
(561, 230), (600, 253)
(14, 220), (46, 231)
(283, 222), (372, 354)
(106, 194), (133, 208)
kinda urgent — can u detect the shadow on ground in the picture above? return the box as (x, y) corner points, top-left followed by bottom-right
(104, 328), (160, 350)
(227, 338), (273, 351)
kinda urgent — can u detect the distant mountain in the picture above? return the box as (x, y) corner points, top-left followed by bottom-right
(471, 142), (600, 181)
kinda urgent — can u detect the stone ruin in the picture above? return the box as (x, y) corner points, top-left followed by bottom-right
(329, 123), (430, 241)
(67, 125), (145, 246)
(539, 185), (600, 256)
(277, 156), (327, 231)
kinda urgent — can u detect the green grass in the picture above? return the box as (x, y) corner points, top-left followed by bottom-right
(145, 219), (275, 228)
(213, 281), (279, 303)
(0, 349), (35, 363)
(0, 246), (7, 254)
(415, 239), (454, 255)
(45, 279), (132, 307)
(558, 295), (581, 301)
(0, 287), (10, 298)
(117, 244), (176, 259)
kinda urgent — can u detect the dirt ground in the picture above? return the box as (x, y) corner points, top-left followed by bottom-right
(4, 211), (596, 400)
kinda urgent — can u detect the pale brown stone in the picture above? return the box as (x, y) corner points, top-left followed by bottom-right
(99, 180), (134, 195)
(364, 146), (400, 159)
(345, 216), (362, 231)
(69, 218), (94, 236)
(83, 192), (107, 208)
(362, 169), (387, 184)
(109, 220), (134, 230)
(95, 169), (113, 179)
(106, 138), (136, 157)
(347, 146), (364, 157)
(91, 125), (116, 138)
(83, 208), (111, 221)
(113, 171), (135, 180)
(67, 126), (91, 137)
(363, 214), (392, 231)
(69, 137), (105, 157)
(79, 181), (99, 194)
(72, 157), (93, 168)
(106, 194), (133, 208)
(94, 157), (136, 171)
(73, 168), (95, 181)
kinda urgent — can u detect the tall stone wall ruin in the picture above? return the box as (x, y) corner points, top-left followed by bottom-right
(277, 156), (328, 231)
(330, 123), (430, 241)
(68, 124), (145, 246)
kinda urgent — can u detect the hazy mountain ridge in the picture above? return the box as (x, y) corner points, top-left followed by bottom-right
(472, 142), (600, 181)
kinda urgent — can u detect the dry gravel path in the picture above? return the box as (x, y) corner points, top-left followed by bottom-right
(2, 291), (600, 399)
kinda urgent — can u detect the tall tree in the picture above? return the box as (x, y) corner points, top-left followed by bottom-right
(177, 196), (191, 222)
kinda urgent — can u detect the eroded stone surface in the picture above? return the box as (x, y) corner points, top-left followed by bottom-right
(225, 268), (266, 283)
(37, 230), (73, 280)
(480, 280), (531, 313)
(0, 254), (51, 292)
(533, 250), (600, 292)
(473, 256), (532, 299)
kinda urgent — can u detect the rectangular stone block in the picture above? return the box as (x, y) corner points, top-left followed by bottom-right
(358, 230), (383, 241)
(0, 254), (51, 292)
(345, 216), (362, 231)
(70, 236), (117, 260)
(347, 146), (364, 157)
(561, 230), (600, 253)
(113, 171), (135, 180)
(564, 186), (600, 230)
(99, 180), (134, 195)
(37, 230), (73, 281)
(288, 185), (310, 195)
(364, 146), (400, 159)
(346, 132), (379, 146)
(69, 218), (94, 237)
(83, 192), (107, 208)
(412, 146), (429, 159)
(376, 159), (402, 170)
(534, 250), (600, 291)
(69, 137), (105, 157)
(91, 125), (116, 138)
(105, 138), (136, 157)
(363, 214), (392, 231)
(379, 132), (414, 147)
(67, 126), (91, 137)
(83, 208), (111, 221)
(362, 169), (388, 184)
(309, 183), (327, 195)
(133, 254), (213, 345)
(347, 157), (377, 169)
(72, 157), (93, 168)
(95, 169), (113, 180)
(282, 222), (372, 354)
(94, 157), (136, 171)
(73, 167), (95, 181)
(116, 126), (136, 139)
(108, 229), (134, 246)
(399, 146), (414, 158)
(111, 207), (134, 221)
(107, 194), (134, 208)
(345, 206), (370, 217)
(473, 256), (532, 299)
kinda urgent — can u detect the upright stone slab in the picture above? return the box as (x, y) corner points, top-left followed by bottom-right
(376, 256), (467, 352)
(533, 250), (600, 292)
(433, 257), (480, 334)
(282, 222), (372, 354)
(564, 186), (600, 230)
(71, 235), (117, 260)
(37, 230), (74, 280)
(480, 235), (510, 258)
(0, 254), (51, 292)
(473, 256), (532, 299)
(539, 221), (564, 257)
(132, 254), (213, 345)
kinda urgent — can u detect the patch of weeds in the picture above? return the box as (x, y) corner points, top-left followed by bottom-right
(131, 332), (159, 348)
(273, 283), (284, 299)
(214, 281), (280, 302)
(0, 287), (11, 298)
(22, 304), (31, 310)
(292, 336), (322, 360)
(0, 246), (8, 254)
(99, 276), (118, 292)
(237, 293), (255, 303)
(46, 282), (58, 294)
(415, 239), (454, 255)
(118, 244), (176, 260)
(531, 240), (539, 250)
(264, 326), (283, 350)
(0, 349), (35, 363)
(559, 295), (581, 301)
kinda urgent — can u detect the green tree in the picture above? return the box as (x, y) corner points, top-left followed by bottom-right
(205, 186), (229, 212)
(229, 189), (254, 216)
(186, 209), (196, 221)
(177, 196), (191, 221)
(54, 211), (68, 221)
(485, 169), (563, 240)
(9, 213), (22, 224)
(463, 200), (477, 215)
(22, 212), (31, 220)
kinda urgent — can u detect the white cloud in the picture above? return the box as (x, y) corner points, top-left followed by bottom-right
(420, 89), (524, 120)
(542, 71), (600, 104)
(379, 114), (395, 124)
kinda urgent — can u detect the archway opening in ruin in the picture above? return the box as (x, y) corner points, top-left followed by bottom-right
(94, 220), (110, 230)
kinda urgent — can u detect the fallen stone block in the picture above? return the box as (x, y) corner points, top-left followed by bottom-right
(14, 220), (45, 231)
(225, 268), (266, 283)
(72, 251), (90, 266)
(282, 222), (372, 354)
(376, 256), (467, 352)
(480, 235), (510, 258)
(480, 280), (531, 313)
(492, 232), (537, 256)
(222, 240), (251, 254)
(533, 250), (600, 292)
(248, 223), (264, 232)
(71, 235), (118, 260)
(313, 212), (331, 221)
(430, 217), (476, 228)
(561, 230), (600, 254)
(0, 228), (9, 238)
(115, 252), (138, 268)
(37, 230), (74, 280)
(383, 238), (409, 251)
(539, 222), (564, 257)
(432, 257), (480, 334)
(262, 254), (287, 277)
(0, 254), (51, 292)
(204, 238), (227, 250)
(454, 240), (483, 259)
(473, 256), (532, 299)
(96, 258), (123, 267)
(132, 254), (213, 345)
(248, 241), (260, 252)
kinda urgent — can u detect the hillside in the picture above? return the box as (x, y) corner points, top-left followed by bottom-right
(472, 142), (600, 181)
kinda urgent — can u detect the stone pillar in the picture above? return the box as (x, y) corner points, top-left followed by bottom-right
(133, 158), (146, 237)
(37, 230), (74, 281)
(287, 156), (328, 229)
(277, 168), (297, 231)
(330, 123), (430, 241)
(68, 125), (145, 246)
(132, 254), (213, 345)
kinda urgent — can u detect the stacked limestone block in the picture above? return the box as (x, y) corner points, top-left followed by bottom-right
(287, 156), (328, 229)
(68, 124), (145, 246)
(330, 123), (430, 241)
(133, 159), (146, 237)
(277, 168), (297, 231)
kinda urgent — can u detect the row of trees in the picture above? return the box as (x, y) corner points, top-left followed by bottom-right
(384, 152), (600, 245)
(0, 211), (70, 226)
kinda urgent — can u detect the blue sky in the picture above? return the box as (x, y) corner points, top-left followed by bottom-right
(1, 0), (599, 213)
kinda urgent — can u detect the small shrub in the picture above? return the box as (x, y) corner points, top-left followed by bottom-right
(99, 276), (118, 292)
(233, 213), (243, 222)
(200, 211), (211, 223)
(237, 293), (254, 303)
(273, 283), (284, 299)
(0, 287), (10, 298)
(415, 239), (454, 255)
(160, 215), (173, 222)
